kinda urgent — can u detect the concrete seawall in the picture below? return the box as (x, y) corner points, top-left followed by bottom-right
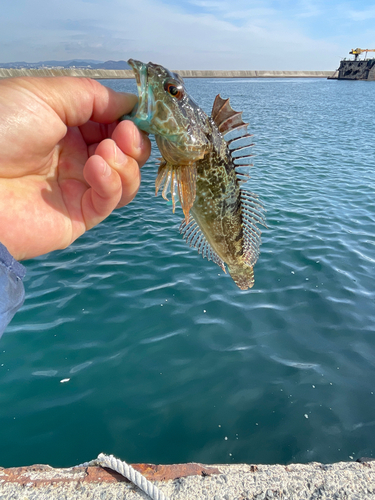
(1, 460), (374, 499)
(0, 68), (335, 79)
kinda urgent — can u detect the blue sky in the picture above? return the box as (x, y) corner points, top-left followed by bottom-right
(2, 0), (375, 69)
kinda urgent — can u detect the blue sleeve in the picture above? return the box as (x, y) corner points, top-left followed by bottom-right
(0, 243), (26, 338)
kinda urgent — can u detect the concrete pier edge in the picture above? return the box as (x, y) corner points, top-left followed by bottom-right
(1, 460), (375, 499)
(0, 68), (336, 79)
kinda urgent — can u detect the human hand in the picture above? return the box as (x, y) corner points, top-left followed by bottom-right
(0, 76), (151, 261)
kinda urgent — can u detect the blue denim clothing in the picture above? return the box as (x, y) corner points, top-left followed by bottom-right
(0, 243), (26, 338)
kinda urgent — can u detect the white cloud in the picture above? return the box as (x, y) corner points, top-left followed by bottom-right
(348, 6), (375, 21)
(0, 0), (360, 70)
(189, 0), (227, 8)
(295, 0), (322, 18)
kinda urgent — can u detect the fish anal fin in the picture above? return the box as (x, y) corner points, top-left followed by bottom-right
(155, 161), (196, 221)
(180, 215), (226, 272)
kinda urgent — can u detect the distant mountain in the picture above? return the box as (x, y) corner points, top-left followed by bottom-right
(0, 60), (131, 70)
(95, 60), (130, 70)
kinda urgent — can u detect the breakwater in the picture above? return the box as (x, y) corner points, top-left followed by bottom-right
(337, 58), (375, 80)
(0, 67), (335, 79)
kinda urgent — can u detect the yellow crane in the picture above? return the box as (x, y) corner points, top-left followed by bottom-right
(349, 48), (375, 60)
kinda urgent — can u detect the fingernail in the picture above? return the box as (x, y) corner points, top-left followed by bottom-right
(102, 160), (111, 177)
(133, 126), (144, 152)
(113, 143), (127, 165)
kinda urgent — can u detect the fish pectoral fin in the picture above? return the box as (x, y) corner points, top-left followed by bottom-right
(178, 164), (197, 222)
(180, 215), (226, 272)
(155, 161), (197, 221)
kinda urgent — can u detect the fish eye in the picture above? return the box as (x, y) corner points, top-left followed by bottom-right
(164, 80), (184, 100)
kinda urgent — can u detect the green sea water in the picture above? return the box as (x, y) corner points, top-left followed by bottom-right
(1, 77), (375, 468)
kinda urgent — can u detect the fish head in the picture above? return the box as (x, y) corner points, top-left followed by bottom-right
(124, 59), (210, 164)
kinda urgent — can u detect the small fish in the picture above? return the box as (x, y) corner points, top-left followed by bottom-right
(122, 60), (265, 290)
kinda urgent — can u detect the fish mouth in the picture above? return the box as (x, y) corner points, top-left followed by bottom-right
(128, 59), (147, 89)
(127, 59), (154, 125)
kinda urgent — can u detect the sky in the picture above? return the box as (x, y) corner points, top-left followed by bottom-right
(2, 0), (375, 70)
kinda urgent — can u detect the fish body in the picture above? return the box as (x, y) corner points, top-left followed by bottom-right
(122, 59), (265, 290)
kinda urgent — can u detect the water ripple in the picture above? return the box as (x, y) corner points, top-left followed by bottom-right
(1, 78), (375, 467)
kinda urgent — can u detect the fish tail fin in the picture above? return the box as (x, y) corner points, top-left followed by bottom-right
(228, 264), (255, 290)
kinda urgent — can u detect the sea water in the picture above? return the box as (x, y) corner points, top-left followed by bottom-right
(1, 77), (375, 468)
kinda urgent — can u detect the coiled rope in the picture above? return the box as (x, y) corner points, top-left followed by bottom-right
(78, 453), (170, 500)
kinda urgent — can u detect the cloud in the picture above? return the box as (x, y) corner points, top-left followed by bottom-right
(348, 6), (375, 21)
(295, 0), (322, 18)
(0, 0), (355, 70)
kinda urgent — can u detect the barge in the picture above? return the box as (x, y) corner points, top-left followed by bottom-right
(336, 48), (375, 80)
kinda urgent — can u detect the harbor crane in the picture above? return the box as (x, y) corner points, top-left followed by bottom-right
(349, 48), (375, 60)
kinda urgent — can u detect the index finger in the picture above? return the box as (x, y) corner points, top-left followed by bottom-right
(8, 76), (138, 126)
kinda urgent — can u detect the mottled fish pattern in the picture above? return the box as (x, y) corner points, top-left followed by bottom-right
(122, 60), (265, 290)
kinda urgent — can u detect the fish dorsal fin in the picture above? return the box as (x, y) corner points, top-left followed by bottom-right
(179, 215), (226, 273)
(211, 95), (265, 267)
(211, 95), (248, 135)
(240, 188), (266, 267)
(212, 94), (255, 167)
(155, 161), (196, 222)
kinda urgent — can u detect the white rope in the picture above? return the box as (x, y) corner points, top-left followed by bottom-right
(78, 453), (170, 500)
